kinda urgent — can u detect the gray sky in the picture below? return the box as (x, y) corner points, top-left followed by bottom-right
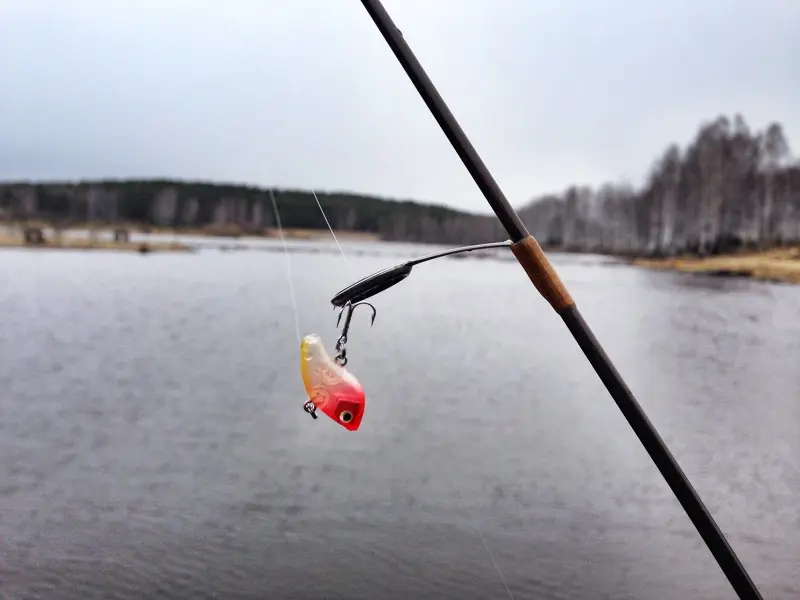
(1, 0), (798, 213)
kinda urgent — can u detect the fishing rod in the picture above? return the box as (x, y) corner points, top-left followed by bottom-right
(349, 1), (764, 598)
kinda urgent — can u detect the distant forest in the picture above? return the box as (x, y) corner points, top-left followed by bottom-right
(521, 114), (798, 256)
(1, 113), (797, 256)
(0, 179), (506, 246)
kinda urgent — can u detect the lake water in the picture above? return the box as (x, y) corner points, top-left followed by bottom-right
(1, 238), (799, 599)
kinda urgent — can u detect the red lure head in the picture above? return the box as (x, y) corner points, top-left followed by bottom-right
(300, 334), (365, 431)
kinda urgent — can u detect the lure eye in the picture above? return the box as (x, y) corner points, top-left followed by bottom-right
(339, 411), (353, 423)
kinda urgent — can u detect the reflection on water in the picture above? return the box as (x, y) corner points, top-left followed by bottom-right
(0, 239), (798, 599)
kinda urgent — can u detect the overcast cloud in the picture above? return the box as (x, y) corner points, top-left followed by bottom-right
(1, 0), (798, 213)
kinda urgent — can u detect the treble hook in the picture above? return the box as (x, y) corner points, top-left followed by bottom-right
(334, 301), (377, 366)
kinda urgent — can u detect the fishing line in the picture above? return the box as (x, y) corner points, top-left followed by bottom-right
(311, 189), (354, 276)
(269, 189), (301, 343)
(458, 491), (516, 600)
(268, 188), (354, 343)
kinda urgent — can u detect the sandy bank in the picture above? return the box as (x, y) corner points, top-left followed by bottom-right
(633, 246), (800, 284)
(0, 233), (190, 253)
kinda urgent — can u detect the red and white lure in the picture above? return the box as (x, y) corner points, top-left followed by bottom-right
(269, 188), (379, 431)
(299, 302), (375, 431)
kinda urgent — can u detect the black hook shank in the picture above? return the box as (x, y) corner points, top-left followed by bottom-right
(334, 301), (377, 367)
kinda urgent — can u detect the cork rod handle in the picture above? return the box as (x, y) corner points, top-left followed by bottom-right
(511, 235), (574, 312)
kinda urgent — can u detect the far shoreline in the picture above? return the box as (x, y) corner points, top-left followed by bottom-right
(0, 222), (380, 254)
(2, 221), (799, 286)
(630, 246), (800, 285)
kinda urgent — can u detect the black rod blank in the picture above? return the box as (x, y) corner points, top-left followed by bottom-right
(359, 2), (528, 242)
(357, 1), (763, 599)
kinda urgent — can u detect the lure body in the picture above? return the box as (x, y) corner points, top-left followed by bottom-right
(300, 333), (365, 431)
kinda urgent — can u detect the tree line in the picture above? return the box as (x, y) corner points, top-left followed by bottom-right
(0, 179), (503, 245)
(519, 114), (799, 256)
(0, 113), (797, 255)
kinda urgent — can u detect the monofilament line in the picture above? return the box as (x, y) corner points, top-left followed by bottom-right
(311, 189), (354, 275)
(458, 491), (516, 600)
(269, 189), (301, 344)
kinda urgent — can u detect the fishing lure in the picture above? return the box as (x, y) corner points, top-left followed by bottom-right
(300, 301), (376, 431)
(298, 242), (512, 430)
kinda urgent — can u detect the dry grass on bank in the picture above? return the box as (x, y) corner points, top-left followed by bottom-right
(633, 246), (800, 284)
(0, 222), (380, 252)
(0, 232), (189, 253)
